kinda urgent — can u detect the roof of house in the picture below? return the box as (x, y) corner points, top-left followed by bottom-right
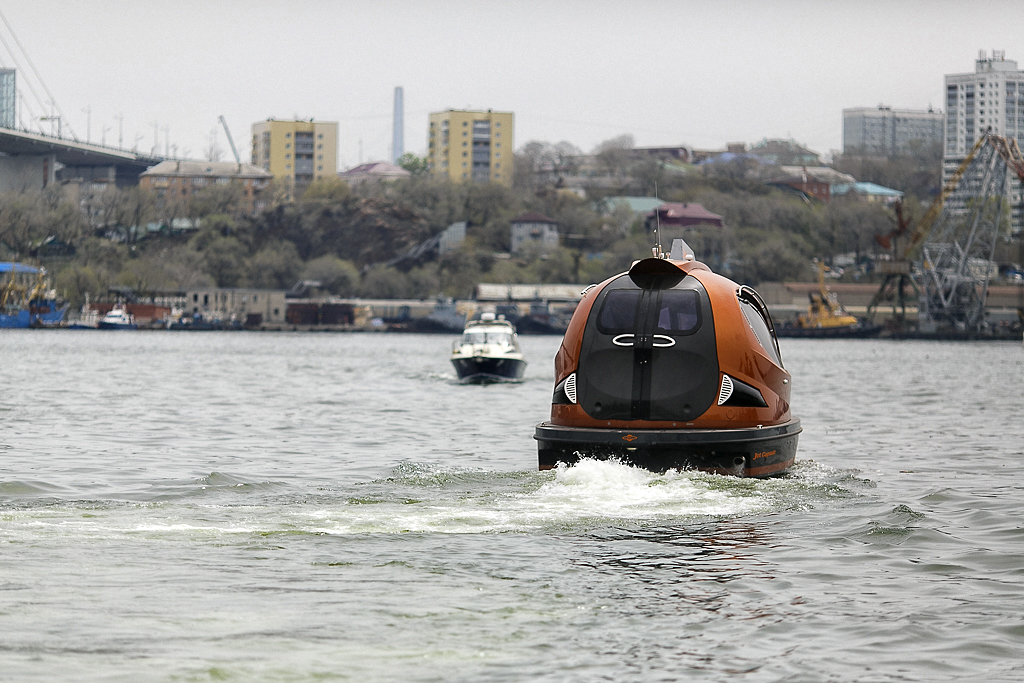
(652, 202), (725, 226)
(775, 166), (855, 184)
(604, 196), (666, 214)
(696, 152), (771, 166)
(832, 182), (904, 197)
(750, 138), (819, 157)
(141, 160), (272, 178)
(339, 161), (411, 179)
(510, 211), (558, 224)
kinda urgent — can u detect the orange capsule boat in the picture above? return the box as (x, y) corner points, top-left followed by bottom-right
(535, 239), (800, 477)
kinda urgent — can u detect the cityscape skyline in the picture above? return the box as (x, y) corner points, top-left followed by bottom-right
(4, 0), (1024, 168)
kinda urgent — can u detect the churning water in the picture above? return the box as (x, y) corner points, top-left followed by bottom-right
(1, 331), (1023, 681)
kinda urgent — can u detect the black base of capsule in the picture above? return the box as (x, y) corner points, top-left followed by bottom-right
(535, 419), (801, 477)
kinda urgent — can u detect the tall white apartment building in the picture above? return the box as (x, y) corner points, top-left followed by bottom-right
(843, 106), (943, 156)
(943, 50), (1024, 233)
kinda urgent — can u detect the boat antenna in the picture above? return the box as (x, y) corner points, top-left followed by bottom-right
(654, 181), (663, 258)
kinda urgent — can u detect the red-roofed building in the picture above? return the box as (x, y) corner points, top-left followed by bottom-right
(767, 171), (832, 202)
(646, 203), (725, 230)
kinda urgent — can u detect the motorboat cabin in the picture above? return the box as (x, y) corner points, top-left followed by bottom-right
(451, 313), (527, 383)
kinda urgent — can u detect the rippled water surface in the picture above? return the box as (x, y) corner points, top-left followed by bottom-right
(2, 330), (1023, 681)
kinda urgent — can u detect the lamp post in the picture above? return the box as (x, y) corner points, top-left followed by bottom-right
(39, 115), (60, 138)
(81, 105), (91, 143)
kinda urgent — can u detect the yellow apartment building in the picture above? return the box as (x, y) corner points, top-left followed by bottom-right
(427, 109), (513, 185)
(251, 119), (338, 190)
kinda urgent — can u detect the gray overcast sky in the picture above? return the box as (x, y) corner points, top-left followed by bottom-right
(3, 0), (1023, 168)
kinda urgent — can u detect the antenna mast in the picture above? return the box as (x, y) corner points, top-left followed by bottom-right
(653, 181), (663, 258)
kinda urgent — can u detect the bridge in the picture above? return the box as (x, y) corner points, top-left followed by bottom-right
(0, 126), (162, 191)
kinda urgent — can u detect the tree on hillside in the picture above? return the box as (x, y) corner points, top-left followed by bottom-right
(514, 140), (582, 190)
(398, 153), (429, 176)
(301, 177), (351, 203)
(594, 134), (635, 178)
(301, 255), (360, 296)
(247, 240), (303, 289)
(202, 237), (247, 287)
(190, 183), (246, 220)
(0, 190), (87, 260)
(833, 140), (943, 200)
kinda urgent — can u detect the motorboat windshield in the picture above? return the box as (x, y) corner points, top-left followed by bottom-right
(462, 329), (514, 346)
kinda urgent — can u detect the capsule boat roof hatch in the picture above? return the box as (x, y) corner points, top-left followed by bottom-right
(627, 241), (696, 288)
(628, 261), (684, 288)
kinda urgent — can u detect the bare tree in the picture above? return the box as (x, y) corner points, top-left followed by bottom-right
(594, 134), (635, 178)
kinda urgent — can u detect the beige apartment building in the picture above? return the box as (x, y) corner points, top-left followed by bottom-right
(251, 119), (338, 191)
(139, 160), (273, 216)
(427, 109), (513, 185)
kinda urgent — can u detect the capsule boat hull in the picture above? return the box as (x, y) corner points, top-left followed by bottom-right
(536, 418), (800, 477)
(538, 241), (800, 477)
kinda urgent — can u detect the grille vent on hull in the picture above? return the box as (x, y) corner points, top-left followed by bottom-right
(564, 373), (577, 404)
(717, 373), (768, 408)
(717, 374), (734, 406)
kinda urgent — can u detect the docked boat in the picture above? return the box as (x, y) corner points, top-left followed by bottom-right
(535, 238), (800, 477)
(1, 262), (68, 328)
(450, 313), (527, 383)
(97, 307), (137, 330)
(776, 263), (880, 338)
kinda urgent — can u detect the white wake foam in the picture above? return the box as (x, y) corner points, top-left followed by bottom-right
(0, 459), (780, 539)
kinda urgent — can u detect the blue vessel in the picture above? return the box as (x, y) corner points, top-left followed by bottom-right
(0, 262), (69, 328)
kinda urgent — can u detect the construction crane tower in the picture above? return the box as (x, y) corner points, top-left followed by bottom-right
(218, 115), (241, 165)
(867, 131), (1024, 334)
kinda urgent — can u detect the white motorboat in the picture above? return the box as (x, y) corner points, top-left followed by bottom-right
(450, 313), (527, 383)
(97, 307), (137, 330)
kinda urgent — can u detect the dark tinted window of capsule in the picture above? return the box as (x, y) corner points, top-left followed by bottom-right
(655, 290), (701, 334)
(597, 290), (641, 334)
(739, 299), (782, 366)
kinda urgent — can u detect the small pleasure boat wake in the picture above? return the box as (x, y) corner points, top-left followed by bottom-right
(450, 313), (527, 383)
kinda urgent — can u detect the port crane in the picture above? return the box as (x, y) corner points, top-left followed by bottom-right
(867, 132), (1024, 332)
(218, 115), (241, 164)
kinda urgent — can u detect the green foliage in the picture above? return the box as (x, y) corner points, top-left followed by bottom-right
(437, 246), (485, 298)
(247, 240), (303, 289)
(301, 255), (361, 296)
(9, 133), (954, 302)
(202, 237), (247, 287)
(406, 265), (441, 297)
(530, 247), (578, 283)
(360, 265), (414, 299)
(252, 194), (431, 267)
(0, 191), (88, 260)
(730, 228), (813, 283)
(832, 141), (943, 201)
(53, 264), (104, 309)
(301, 178), (351, 203)
(190, 183), (245, 218)
(398, 153), (429, 176)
